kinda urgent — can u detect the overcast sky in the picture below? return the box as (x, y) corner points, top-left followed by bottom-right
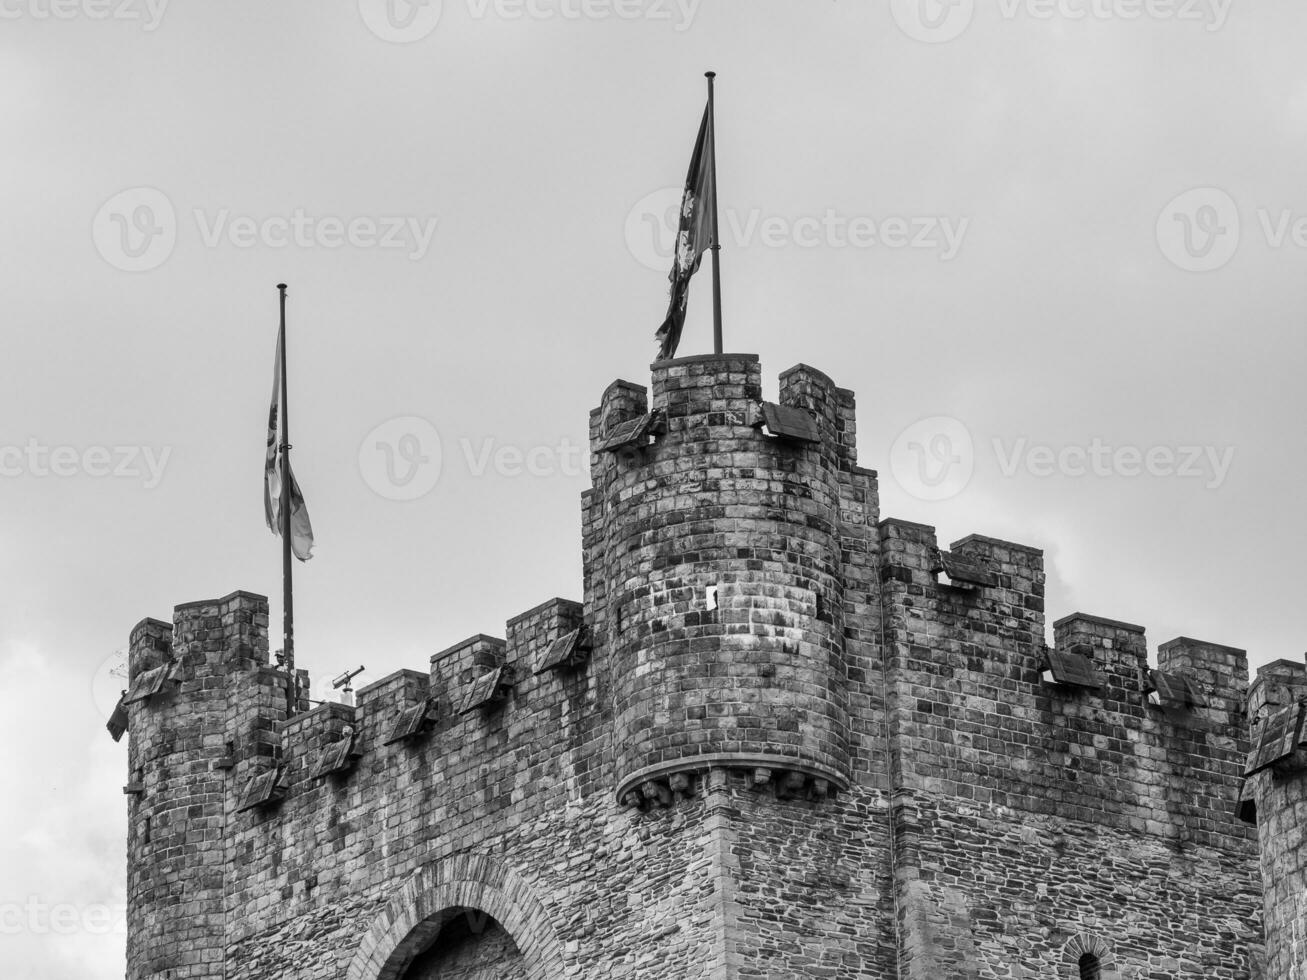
(4, 1), (1305, 975)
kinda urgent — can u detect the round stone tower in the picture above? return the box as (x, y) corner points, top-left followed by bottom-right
(124, 592), (269, 980)
(585, 354), (853, 804)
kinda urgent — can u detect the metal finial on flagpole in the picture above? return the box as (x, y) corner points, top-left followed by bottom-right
(277, 282), (296, 719)
(705, 72), (723, 355)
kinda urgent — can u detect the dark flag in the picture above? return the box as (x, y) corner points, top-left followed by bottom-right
(264, 316), (314, 561)
(655, 98), (716, 361)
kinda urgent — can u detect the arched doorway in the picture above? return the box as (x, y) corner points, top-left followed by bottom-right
(399, 908), (528, 980)
(346, 854), (565, 980)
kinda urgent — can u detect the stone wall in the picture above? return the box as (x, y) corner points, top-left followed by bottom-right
(396, 916), (527, 980)
(877, 518), (1262, 978)
(1247, 660), (1307, 979)
(118, 356), (1266, 979)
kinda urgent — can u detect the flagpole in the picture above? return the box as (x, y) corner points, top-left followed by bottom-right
(706, 71), (723, 355)
(277, 282), (296, 719)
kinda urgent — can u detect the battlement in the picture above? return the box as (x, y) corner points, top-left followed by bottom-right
(1249, 658), (1307, 719)
(117, 354), (1255, 835)
(117, 354), (1267, 980)
(115, 552), (1252, 855)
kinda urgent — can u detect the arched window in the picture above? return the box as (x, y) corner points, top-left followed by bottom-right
(1063, 934), (1114, 979)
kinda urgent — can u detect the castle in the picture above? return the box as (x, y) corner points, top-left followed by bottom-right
(112, 354), (1306, 978)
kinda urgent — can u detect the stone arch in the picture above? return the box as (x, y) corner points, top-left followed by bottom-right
(1062, 933), (1119, 979)
(346, 854), (566, 980)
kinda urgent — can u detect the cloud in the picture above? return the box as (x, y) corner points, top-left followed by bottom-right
(0, 641), (127, 980)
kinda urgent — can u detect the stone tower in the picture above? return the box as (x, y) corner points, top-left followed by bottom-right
(589, 356), (860, 811)
(121, 593), (292, 979)
(1246, 659), (1307, 977)
(114, 355), (1265, 979)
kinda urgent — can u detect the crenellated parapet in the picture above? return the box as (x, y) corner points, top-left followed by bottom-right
(116, 354), (1271, 980)
(875, 516), (1252, 848)
(873, 517), (1261, 978)
(122, 590), (280, 980)
(586, 355), (870, 808)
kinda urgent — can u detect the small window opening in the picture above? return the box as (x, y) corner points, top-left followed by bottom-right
(1079, 953), (1101, 980)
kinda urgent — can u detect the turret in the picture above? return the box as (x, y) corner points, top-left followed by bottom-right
(123, 590), (273, 980)
(585, 354), (857, 804)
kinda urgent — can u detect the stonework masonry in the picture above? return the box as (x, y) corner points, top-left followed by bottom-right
(115, 353), (1293, 979)
(1247, 660), (1307, 979)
